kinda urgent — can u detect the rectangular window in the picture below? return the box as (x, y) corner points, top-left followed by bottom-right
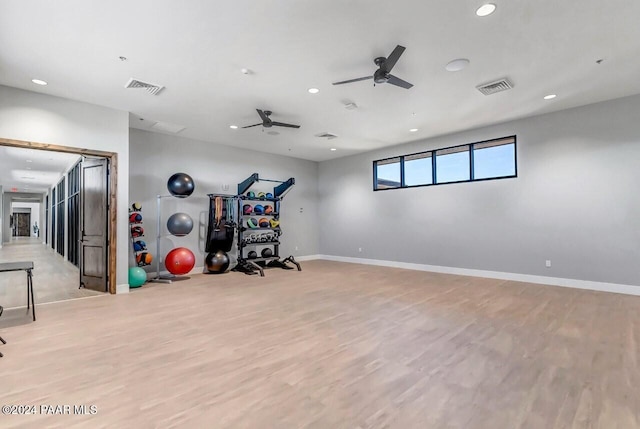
(435, 145), (470, 184)
(374, 157), (401, 189)
(404, 152), (433, 186)
(473, 137), (516, 179)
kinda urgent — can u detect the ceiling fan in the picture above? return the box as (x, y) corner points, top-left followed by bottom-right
(242, 109), (300, 129)
(332, 45), (413, 89)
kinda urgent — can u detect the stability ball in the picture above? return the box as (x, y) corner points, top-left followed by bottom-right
(165, 247), (196, 275)
(167, 212), (193, 236)
(129, 267), (147, 288)
(205, 250), (230, 274)
(167, 173), (195, 198)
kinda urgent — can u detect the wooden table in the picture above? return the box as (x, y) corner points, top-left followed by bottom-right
(0, 261), (35, 321)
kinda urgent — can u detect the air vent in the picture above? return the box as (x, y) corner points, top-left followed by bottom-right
(315, 132), (338, 140)
(124, 78), (165, 95)
(476, 78), (513, 95)
(151, 121), (185, 134)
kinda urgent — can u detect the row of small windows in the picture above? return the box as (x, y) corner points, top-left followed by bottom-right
(374, 136), (517, 190)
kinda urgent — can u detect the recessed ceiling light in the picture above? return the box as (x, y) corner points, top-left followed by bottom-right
(330, 148), (337, 151)
(544, 94), (557, 100)
(241, 68), (251, 75)
(308, 88), (319, 94)
(26, 159), (33, 163)
(31, 79), (47, 86)
(476, 3), (496, 16)
(409, 128), (419, 132)
(445, 58), (470, 72)
(229, 125), (238, 129)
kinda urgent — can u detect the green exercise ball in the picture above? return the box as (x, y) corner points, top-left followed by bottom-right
(129, 267), (147, 288)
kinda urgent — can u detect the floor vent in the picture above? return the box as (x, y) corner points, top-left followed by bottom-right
(476, 78), (513, 95)
(124, 78), (164, 95)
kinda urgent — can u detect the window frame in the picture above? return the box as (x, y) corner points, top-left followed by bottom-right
(373, 135), (517, 191)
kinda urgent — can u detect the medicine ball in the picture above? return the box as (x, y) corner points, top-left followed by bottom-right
(261, 248), (273, 258)
(243, 204), (253, 215)
(247, 250), (258, 259)
(266, 193), (274, 199)
(257, 192), (266, 198)
(264, 205), (273, 214)
(253, 204), (264, 215)
(138, 240), (147, 250)
(269, 219), (280, 228)
(131, 226), (144, 237)
(205, 250), (230, 274)
(133, 241), (143, 252)
(167, 212), (194, 237)
(131, 202), (142, 211)
(247, 191), (255, 198)
(259, 218), (269, 228)
(129, 213), (142, 223)
(167, 173), (195, 198)
(247, 218), (259, 229)
(136, 252), (153, 265)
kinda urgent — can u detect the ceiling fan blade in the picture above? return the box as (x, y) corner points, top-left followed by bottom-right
(387, 74), (413, 89)
(242, 123), (263, 128)
(383, 45), (406, 73)
(271, 122), (301, 129)
(256, 109), (269, 122)
(332, 76), (373, 85)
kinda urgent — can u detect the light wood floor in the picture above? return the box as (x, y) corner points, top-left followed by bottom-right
(0, 237), (102, 309)
(0, 260), (639, 428)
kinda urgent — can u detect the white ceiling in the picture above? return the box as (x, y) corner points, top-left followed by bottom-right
(0, 146), (80, 193)
(1, 0), (639, 162)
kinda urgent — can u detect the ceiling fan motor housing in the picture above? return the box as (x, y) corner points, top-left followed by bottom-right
(374, 68), (388, 84)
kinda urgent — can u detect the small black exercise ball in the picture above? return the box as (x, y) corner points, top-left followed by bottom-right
(167, 173), (195, 198)
(247, 251), (258, 259)
(205, 250), (230, 274)
(167, 212), (194, 236)
(261, 248), (273, 258)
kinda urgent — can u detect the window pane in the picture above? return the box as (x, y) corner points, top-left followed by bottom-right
(435, 146), (470, 183)
(473, 141), (516, 179)
(375, 157), (401, 189)
(404, 152), (432, 186)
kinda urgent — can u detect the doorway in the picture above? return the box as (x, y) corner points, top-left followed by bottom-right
(0, 138), (118, 295)
(13, 212), (31, 237)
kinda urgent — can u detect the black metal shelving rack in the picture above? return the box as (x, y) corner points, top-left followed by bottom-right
(235, 173), (301, 276)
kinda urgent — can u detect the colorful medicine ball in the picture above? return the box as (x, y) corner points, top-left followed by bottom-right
(259, 218), (269, 228)
(253, 204), (264, 215)
(131, 226), (144, 237)
(243, 204), (253, 215)
(136, 252), (153, 265)
(247, 218), (259, 229)
(133, 241), (144, 252)
(266, 193), (273, 199)
(269, 219), (280, 228)
(261, 248), (273, 258)
(131, 202), (142, 211)
(264, 205), (273, 214)
(164, 247), (196, 275)
(129, 213), (142, 223)
(257, 192), (266, 198)
(247, 250), (258, 259)
(247, 191), (255, 198)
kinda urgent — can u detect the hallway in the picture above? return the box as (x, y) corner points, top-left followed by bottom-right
(0, 237), (102, 309)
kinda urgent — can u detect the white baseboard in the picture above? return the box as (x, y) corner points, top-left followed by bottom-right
(116, 283), (130, 294)
(295, 254), (322, 262)
(310, 254), (640, 296)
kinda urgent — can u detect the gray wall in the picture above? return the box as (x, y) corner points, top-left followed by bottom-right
(0, 85), (130, 289)
(129, 129), (319, 272)
(318, 94), (640, 286)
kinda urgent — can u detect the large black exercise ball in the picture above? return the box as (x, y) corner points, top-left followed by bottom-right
(167, 212), (193, 236)
(167, 172), (195, 198)
(205, 250), (230, 274)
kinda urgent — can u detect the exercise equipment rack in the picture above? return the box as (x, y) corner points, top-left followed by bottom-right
(234, 173), (301, 276)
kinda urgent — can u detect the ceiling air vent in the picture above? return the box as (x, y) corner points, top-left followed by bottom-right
(476, 78), (513, 96)
(315, 132), (338, 140)
(124, 78), (165, 95)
